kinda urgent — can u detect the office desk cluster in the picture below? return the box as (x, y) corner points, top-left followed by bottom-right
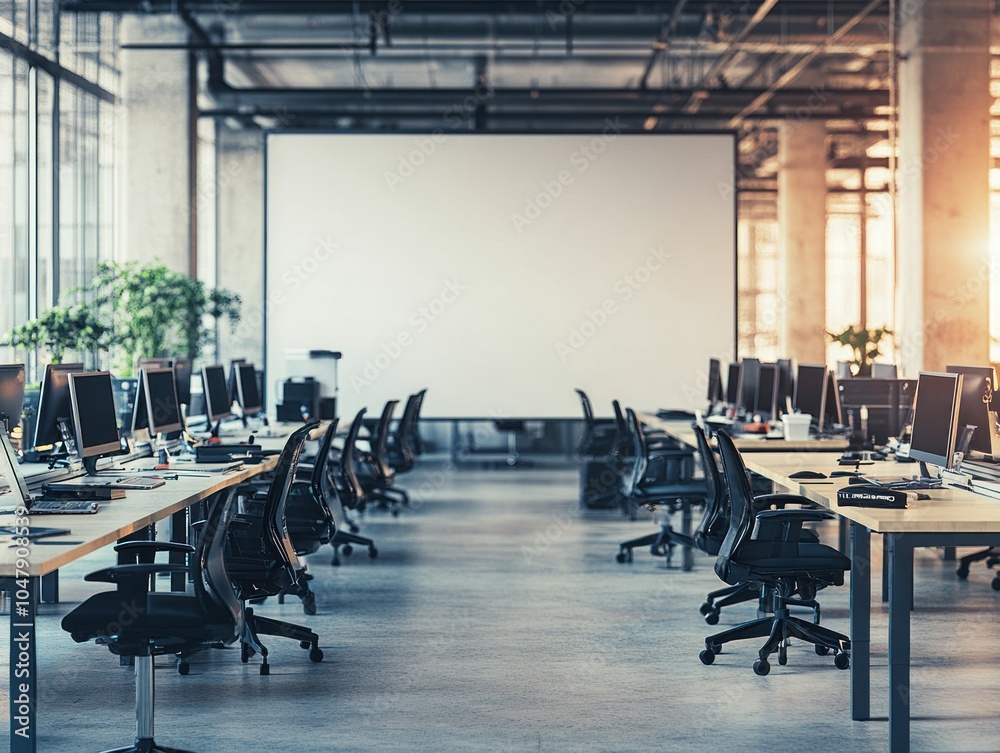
(1, 427), (322, 753)
(646, 415), (1000, 753)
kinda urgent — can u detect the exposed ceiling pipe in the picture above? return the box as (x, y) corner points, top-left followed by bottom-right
(638, 0), (690, 90)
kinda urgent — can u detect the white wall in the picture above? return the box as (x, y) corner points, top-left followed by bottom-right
(266, 132), (736, 419)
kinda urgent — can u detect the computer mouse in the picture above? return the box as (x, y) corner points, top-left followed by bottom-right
(789, 470), (828, 480)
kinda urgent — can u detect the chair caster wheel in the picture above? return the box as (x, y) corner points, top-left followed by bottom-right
(302, 597), (317, 616)
(300, 641), (311, 649)
(392, 509), (400, 517)
(712, 643), (722, 655)
(991, 578), (1000, 591)
(777, 647), (787, 666)
(368, 546), (378, 559)
(260, 663), (270, 676)
(309, 647), (324, 662)
(177, 660), (190, 676)
(241, 644), (252, 664)
(615, 549), (631, 564)
(834, 652), (850, 670)
(699, 649), (715, 665)
(753, 659), (770, 676)
(699, 602), (712, 616)
(341, 545), (353, 556)
(956, 567), (970, 579)
(348, 524), (360, 534)
(815, 645), (831, 656)
(705, 609), (720, 625)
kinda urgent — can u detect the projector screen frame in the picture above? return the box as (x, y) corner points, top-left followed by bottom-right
(263, 130), (740, 419)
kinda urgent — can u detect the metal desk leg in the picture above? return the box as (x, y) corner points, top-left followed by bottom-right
(169, 509), (188, 592)
(838, 516), (850, 555)
(40, 571), (58, 603)
(7, 574), (38, 753)
(942, 546), (955, 561)
(888, 533), (914, 753)
(850, 522), (871, 721)
(681, 500), (694, 571)
(882, 534), (889, 602)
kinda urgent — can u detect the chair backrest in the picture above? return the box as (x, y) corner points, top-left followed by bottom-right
(611, 400), (634, 460)
(692, 425), (730, 551)
(195, 486), (242, 633)
(623, 408), (648, 496)
(575, 388), (595, 432)
(338, 408), (367, 509)
(261, 421), (319, 571)
(392, 393), (419, 471)
(713, 430), (758, 583)
(371, 399), (398, 479)
(310, 417), (340, 496)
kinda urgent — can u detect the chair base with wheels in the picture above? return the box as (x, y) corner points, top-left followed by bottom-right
(240, 607), (324, 675)
(331, 529), (379, 565)
(615, 522), (676, 564)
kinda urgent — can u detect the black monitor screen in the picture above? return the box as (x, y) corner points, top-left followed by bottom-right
(236, 363), (262, 415)
(0, 364), (26, 434)
(202, 365), (231, 422)
(823, 371), (842, 431)
(839, 378), (915, 445)
(725, 363), (740, 404)
(755, 364), (777, 418)
(170, 358), (193, 406)
(737, 358), (760, 415)
(794, 364), (828, 423)
(707, 358), (722, 403)
(33, 362), (85, 448)
(69, 371), (121, 459)
(909, 372), (962, 469)
(776, 358), (795, 412)
(137, 368), (183, 435)
(945, 365), (996, 455)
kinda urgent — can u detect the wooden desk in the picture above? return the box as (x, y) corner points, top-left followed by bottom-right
(2, 422), (321, 753)
(644, 415), (850, 453)
(743, 453), (1000, 753)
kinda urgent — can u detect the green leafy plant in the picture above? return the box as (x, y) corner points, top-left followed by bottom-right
(827, 324), (893, 377)
(2, 304), (110, 363)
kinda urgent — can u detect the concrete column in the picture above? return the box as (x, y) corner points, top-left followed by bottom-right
(118, 16), (192, 273)
(778, 120), (827, 364)
(216, 125), (265, 367)
(897, 0), (991, 374)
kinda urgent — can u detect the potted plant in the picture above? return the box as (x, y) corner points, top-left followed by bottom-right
(827, 324), (893, 377)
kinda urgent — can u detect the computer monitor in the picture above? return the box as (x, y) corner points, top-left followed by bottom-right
(132, 367), (184, 437)
(908, 371), (963, 470)
(33, 362), (85, 450)
(754, 363), (778, 420)
(822, 371), (842, 432)
(793, 364), (828, 428)
(725, 363), (740, 405)
(201, 364), (232, 424)
(736, 358), (760, 416)
(112, 377), (139, 436)
(67, 371), (122, 474)
(0, 363), (26, 435)
(872, 362), (898, 379)
(234, 362), (263, 417)
(945, 365), (997, 455)
(706, 358), (723, 404)
(169, 357), (193, 406)
(838, 378), (917, 445)
(776, 358), (795, 413)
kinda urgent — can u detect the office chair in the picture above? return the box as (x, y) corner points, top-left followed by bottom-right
(225, 422), (325, 674)
(357, 399), (408, 514)
(614, 409), (708, 565)
(328, 408), (380, 564)
(61, 486), (242, 752)
(387, 390), (423, 475)
(574, 388), (616, 460)
(699, 431), (851, 675)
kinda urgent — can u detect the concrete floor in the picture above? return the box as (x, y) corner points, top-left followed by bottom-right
(4, 463), (1000, 752)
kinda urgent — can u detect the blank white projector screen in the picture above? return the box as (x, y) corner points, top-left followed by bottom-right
(266, 133), (735, 419)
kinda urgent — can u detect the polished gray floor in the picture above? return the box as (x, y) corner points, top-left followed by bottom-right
(4, 463), (1000, 752)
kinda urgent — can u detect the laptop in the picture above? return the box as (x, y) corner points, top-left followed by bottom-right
(0, 431), (101, 515)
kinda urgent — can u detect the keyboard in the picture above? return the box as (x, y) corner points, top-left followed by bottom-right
(28, 499), (100, 515)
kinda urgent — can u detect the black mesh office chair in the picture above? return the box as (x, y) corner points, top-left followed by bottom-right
(387, 390), (424, 475)
(226, 422), (325, 674)
(574, 388), (616, 460)
(61, 487), (242, 753)
(699, 431), (851, 675)
(614, 407), (703, 526)
(323, 410), (380, 564)
(357, 399), (407, 514)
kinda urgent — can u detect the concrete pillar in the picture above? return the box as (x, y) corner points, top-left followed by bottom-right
(778, 120), (827, 364)
(897, 0), (991, 375)
(118, 16), (192, 273)
(216, 125), (265, 367)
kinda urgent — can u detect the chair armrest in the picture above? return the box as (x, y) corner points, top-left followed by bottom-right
(752, 508), (834, 543)
(755, 509), (835, 523)
(84, 563), (191, 584)
(114, 541), (195, 555)
(754, 493), (818, 510)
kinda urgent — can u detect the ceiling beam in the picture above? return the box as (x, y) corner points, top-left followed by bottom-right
(638, 0), (689, 90)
